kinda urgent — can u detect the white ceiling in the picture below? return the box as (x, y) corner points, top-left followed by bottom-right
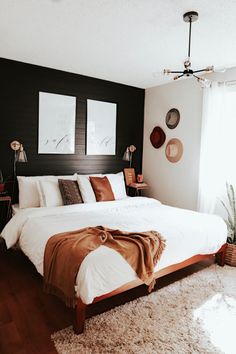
(1, 0), (236, 88)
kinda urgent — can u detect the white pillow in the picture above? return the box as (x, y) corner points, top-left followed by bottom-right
(77, 174), (102, 203)
(17, 174), (77, 209)
(38, 179), (63, 207)
(17, 176), (54, 209)
(106, 172), (127, 200)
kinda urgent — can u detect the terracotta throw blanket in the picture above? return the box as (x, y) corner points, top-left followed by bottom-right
(44, 226), (166, 307)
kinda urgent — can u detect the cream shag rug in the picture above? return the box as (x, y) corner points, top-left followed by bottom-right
(52, 265), (236, 354)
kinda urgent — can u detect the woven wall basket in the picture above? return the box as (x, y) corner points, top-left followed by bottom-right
(225, 243), (236, 266)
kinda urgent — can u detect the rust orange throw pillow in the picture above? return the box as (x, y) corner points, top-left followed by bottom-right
(89, 176), (115, 202)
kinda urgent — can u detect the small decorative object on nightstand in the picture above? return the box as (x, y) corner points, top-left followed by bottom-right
(0, 195), (11, 231)
(124, 168), (136, 186)
(137, 174), (143, 183)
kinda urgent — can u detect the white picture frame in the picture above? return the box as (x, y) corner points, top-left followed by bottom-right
(38, 92), (76, 154)
(86, 99), (117, 155)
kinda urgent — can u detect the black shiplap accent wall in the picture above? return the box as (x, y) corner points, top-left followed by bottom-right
(0, 58), (144, 180)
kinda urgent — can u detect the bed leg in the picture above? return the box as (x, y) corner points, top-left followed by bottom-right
(215, 244), (227, 266)
(73, 298), (87, 334)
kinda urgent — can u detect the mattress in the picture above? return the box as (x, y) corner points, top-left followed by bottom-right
(1, 197), (227, 304)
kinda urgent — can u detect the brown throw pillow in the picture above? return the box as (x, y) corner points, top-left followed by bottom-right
(58, 179), (83, 205)
(89, 176), (115, 202)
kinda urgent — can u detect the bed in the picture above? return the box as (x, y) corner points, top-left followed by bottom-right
(1, 196), (227, 333)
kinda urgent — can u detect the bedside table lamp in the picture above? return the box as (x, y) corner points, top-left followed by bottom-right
(122, 145), (136, 168)
(10, 140), (27, 177)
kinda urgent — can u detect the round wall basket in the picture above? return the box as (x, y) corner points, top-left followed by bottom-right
(165, 138), (183, 163)
(150, 126), (166, 149)
(165, 108), (180, 129)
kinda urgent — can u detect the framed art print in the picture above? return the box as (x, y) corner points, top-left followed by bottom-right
(38, 92), (76, 154)
(86, 99), (117, 155)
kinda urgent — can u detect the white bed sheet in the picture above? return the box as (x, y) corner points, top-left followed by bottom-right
(1, 197), (227, 304)
(11, 204), (20, 216)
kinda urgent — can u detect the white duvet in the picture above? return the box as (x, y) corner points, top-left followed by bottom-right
(1, 197), (227, 304)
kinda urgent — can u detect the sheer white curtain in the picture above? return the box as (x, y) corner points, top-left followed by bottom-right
(198, 82), (236, 214)
(198, 82), (227, 214)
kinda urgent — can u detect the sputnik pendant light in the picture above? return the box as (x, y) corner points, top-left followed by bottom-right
(163, 11), (213, 87)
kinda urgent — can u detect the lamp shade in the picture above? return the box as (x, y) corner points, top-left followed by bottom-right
(16, 146), (27, 162)
(123, 145), (136, 168)
(122, 147), (130, 162)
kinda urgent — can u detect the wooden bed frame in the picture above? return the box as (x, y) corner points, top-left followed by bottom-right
(73, 243), (227, 334)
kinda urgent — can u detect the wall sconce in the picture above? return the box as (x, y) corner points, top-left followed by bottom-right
(122, 145), (136, 168)
(10, 140), (27, 177)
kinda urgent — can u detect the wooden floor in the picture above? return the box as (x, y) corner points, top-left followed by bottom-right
(0, 247), (214, 354)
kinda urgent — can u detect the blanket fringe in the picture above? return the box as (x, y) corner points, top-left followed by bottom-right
(44, 282), (77, 308)
(147, 232), (166, 292)
(153, 232), (166, 265)
(148, 279), (156, 292)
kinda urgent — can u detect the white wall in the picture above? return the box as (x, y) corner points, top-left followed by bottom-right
(142, 67), (236, 211)
(143, 78), (203, 210)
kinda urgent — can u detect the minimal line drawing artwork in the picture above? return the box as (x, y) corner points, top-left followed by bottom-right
(86, 99), (117, 155)
(38, 92), (76, 154)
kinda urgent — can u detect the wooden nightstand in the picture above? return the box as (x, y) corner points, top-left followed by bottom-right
(0, 195), (12, 231)
(128, 182), (149, 196)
